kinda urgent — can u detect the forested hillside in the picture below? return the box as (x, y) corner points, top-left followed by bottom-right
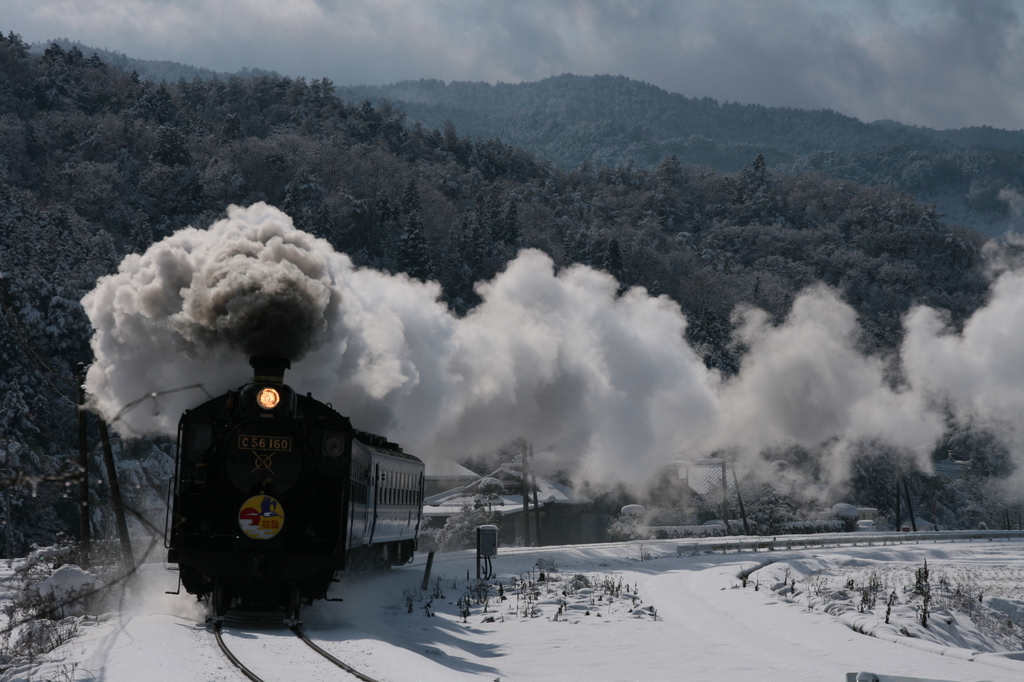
(33, 37), (277, 86)
(0, 33), (1008, 551)
(337, 75), (1024, 237)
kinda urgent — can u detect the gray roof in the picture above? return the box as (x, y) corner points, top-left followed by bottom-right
(424, 463), (590, 517)
(424, 458), (480, 480)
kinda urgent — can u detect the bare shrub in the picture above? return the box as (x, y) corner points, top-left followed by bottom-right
(0, 539), (102, 672)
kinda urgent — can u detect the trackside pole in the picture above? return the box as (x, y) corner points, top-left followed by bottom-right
(421, 550), (435, 590)
(77, 362), (91, 568)
(98, 418), (134, 570)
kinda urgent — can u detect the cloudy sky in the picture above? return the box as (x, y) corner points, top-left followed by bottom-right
(6, 0), (1023, 130)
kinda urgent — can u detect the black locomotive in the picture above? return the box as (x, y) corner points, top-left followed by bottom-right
(166, 356), (424, 622)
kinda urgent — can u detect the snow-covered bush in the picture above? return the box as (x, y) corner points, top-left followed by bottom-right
(417, 527), (442, 553)
(0, 540), (103, 671)
(436, 505), (502, 552)
(779, 519), (845, 534)
(606, 507), (652, 542)
(829, 503), (860, 532)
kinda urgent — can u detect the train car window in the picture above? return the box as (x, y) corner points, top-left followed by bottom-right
(353, 459), (368, 504)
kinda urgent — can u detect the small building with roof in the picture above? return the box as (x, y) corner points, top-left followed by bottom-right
(423, 461), (597, 546)
(423, 459), (482, 497)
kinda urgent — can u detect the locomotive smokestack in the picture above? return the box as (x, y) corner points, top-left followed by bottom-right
(250, 356), (291, 385)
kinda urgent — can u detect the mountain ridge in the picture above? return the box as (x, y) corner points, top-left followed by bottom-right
(336, 74), (1024, 237)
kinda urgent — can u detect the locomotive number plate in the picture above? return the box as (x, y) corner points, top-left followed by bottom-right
(238, 435), (292, 452)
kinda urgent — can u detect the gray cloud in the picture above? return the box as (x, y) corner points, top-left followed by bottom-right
(6, 0), (1023, 129)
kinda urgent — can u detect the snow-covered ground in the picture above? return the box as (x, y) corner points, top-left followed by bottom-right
(8, 537), (1024, 682)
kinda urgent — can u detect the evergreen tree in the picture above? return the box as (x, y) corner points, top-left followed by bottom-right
(439, 217), (475, 311)
(498, 198), (521, 247)
(153, 124), (191, 166)
(734, 153), (776, 224)
(603, 237), (625, 286)
(281, 170), (325, 235)
(470, 195), (494, 270)
(397, 212), (433, 281)
(400, 179), (421, 216)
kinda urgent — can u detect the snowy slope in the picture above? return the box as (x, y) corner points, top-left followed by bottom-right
(13, 538), (1024, 682)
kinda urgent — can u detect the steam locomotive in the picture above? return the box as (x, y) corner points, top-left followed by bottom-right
(166, 356), (424, 622)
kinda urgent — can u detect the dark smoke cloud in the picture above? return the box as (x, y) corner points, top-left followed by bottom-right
(171, 226), (339, 360)
(82, 204), (343, 431)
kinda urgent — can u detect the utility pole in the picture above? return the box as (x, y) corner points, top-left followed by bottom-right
(4, 440), (11, 568)
(720, 459), (729, 523)
(76, 362), (91, 568)
(902, 478), (917, 532)
(529, 442), (542, 546)
(520, 442), (531, 546)
(98, 419), (134, 570)
(730, 461), (750, 535)
(895, 478), (902, 530)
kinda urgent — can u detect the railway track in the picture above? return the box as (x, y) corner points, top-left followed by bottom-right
(214, 622), (382, 682)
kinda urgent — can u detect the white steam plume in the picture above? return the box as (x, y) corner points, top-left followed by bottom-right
(715, 287), (944, 484)
(82, 203), (1024, 493)
(998, 187), (1024, 218)
(83, 204), (721, 483)
(903, 268), (1024, 488)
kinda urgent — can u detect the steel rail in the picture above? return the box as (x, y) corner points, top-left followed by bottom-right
(291, 626), (382, 682)
(213, 623), (266, 682)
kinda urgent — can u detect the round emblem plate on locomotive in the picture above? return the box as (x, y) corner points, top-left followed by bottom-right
(238, 494), (285, 539)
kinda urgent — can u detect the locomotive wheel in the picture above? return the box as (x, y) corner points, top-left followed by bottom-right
(179, 565), (205, 597)
(285, 584), (302, 625)
(210, 579), (228, 622)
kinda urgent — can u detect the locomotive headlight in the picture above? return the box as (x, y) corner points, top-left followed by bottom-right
(256, 387), (280, 410)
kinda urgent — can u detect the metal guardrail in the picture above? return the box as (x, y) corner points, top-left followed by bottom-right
(846, 673), (955, 682)
(671, 529), (1024, 557)
(419, 529), (1024, 562)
